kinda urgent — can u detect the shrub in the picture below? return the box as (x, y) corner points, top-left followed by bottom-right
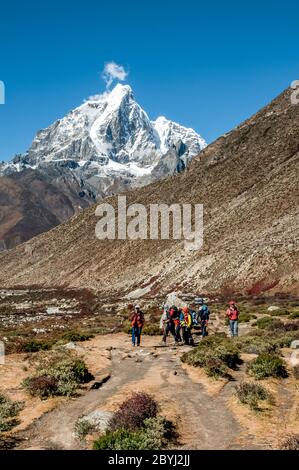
(266, 320), (299, 333)
(204, 358), (230, 379)
(238, 313), (252, 323)
(280, 434), (299, 450)
(93, 417), (169, 450)
(74, 419), (96, 440)
(256, 317), (276, 329)
(63, 331), (94, 342)
(181, 336), (241, 379)
(23, 375), (58, 398)
(247, 353), (288, 379)
(268, 309), (290, 317)
(262, 329), (299, 350)
(0, 394), (24, 432)
(235, 381), (272, 410)
(142, 324), (162, 336)
(109, 393), (158, 431)
(283, 321), (299, 331)
(266, 320), (284, 331)
(290, 311), (299, 319)
(23, 353), (92, 398)
(21, 340), (51, 353)
(235, 336), (278, 355)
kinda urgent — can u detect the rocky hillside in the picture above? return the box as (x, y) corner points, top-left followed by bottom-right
(0, 170), (94, 250)
(0, 87), (298, 296)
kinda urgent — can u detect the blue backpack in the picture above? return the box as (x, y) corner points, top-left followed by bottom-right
(191, 310), (198, 326)
(200, 304), (210, 321)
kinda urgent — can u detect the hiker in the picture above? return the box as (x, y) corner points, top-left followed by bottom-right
(180, 306), (193, 345)
(160, 306), (178, 345)
(131, 305), (144, 346)
(172, 306), (182, 343)
(196, 298), (210, 338)
(169, 306), (182, 343)
(226, 300), (239, 337)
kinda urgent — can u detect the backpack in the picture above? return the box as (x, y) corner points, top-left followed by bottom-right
(191, 310), (198, 326)
(132, 312), (144, 327)
(200, 304), (210, 321)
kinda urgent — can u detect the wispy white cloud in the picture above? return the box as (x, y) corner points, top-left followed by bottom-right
(102, 62), (128, 89)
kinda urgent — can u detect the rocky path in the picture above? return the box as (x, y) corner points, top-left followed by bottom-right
(14, 334), (260, 450)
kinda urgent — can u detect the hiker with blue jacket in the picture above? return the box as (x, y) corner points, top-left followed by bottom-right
(196, 297), (210, 338)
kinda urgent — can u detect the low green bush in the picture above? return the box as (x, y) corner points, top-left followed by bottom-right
(247, 353), (288, 379)
(235, 336), (279, 355)
(267, 330), (299, 348)
(265, 319), (284, 331)
(63, 331), (94, 342)
(238, 313), (253, 323)
(268, 309), (290, 317)
(181, 336), (241, 379)
(142, 324), (161, 336)
(93, 417), (170, 450)
(21, 340), (51, 353)
(256, 317), (276, 329)
(23, 353), (92, 398)
(235, 381), (272, 410)
(290, 311), (299, 319)
(74, 419), (96, 440)
(0, 394), (24, 432)
(204, 358), (230, 379)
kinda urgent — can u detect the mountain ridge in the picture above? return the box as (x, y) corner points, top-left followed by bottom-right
(0, 84), (206, 250)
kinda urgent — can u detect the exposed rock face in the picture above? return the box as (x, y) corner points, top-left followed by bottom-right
(0, 87), (298, 296)
(0, 84), (205, 249)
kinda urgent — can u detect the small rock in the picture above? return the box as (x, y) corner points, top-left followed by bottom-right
(174, 371), (178, 375)
(267, 306), (280, 312)
(64, 342), (76, 350)
(290, 340), (299, 349)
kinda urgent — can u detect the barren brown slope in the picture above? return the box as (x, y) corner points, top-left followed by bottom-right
(0, 87), (298, 296)
(0, 169), (94, 250)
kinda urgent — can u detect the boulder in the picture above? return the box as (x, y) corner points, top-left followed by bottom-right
(79, 410), (113, 433)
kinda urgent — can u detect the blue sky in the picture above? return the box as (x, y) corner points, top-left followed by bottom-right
(0, 0), (298, 161)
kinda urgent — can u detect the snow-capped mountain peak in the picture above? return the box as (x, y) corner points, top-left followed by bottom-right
(1, 84), (206, 198)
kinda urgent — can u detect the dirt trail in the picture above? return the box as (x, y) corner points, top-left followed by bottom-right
(14, 334), (261, 450)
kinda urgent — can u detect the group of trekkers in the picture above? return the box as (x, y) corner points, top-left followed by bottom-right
(130, 299), (239, 347)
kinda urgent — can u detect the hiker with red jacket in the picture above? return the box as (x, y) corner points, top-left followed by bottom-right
(226, 300), (239, 337)
(131, 305), (144, 347)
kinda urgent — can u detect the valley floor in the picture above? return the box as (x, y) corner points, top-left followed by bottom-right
(1, 333), (298, 450)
